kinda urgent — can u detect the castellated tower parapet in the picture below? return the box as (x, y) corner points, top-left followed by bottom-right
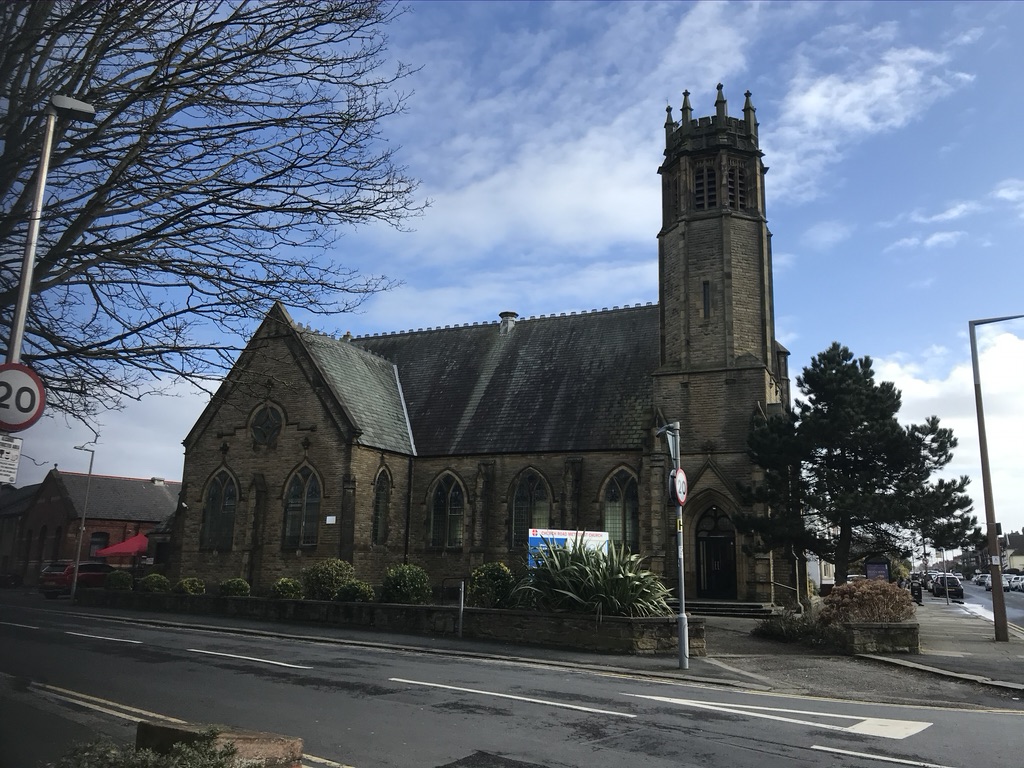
(655, 83), (784, 451)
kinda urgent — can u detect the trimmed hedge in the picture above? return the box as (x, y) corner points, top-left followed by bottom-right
(173, 577), (206, 595)
(380, 564), (431, 605)
(334, 579), (376, 603)
(270, 577), (303, 600)
(300, 559), (355, 601)
(104, 570), (133, 591)
(219, 578), (251, 597)
(467, 562), (516, 608)
(137, 573), (171, 593)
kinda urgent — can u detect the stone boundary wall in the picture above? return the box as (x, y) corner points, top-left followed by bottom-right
(842, 621), (920, 654)
(76, 590), (705, 656)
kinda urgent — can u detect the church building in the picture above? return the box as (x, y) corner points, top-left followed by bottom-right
(169, 86), (794, 603)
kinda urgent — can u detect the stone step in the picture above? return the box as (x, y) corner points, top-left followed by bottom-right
(669, 599), (778, 618)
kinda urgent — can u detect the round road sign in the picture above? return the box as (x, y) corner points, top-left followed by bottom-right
(0, 363), (46, 432)
(671, 468), (688, 506)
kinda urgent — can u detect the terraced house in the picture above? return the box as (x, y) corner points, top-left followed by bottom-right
(169, 86), (795, 603)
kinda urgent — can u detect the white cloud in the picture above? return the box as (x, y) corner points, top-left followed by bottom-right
(801, 220), (853, 250)
(910, 201), (982, 223)
(885, 236), (921, 252)
(17, 381), (210, 487)
(766, 42), (972, 203)
(875, 328), (1024, 535)
(923, 231), (966, 248)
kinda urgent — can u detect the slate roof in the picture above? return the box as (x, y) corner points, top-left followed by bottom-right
(347, 305), (660, 456)
(0, 483), (40, 519)
(57, 472), (181, 523)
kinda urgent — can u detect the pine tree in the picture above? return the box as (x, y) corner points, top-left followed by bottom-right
(738, 342), (977, 584)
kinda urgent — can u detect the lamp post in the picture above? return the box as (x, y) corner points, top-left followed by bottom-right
(658, 422), (688, 670)
(69, 443), (95, 602)
(969, 313), (1024, 642)
(7, 95), (95, 365)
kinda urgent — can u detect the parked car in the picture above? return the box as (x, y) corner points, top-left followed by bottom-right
(983, 574), (1010, 592)
(931, 575), (964, 599)
(1009, 575), (1024, 592)
(39, 561), (116, 599)
(979, 574), (992, 589)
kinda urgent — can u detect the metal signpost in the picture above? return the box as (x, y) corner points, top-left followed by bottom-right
(659, 422), (688, 670)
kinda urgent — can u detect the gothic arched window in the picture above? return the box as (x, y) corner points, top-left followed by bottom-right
(372, 469), (391, 545)
(283, 467), (321, 549)
(603, 469), (640, 551)
(430, 473), (464, 549)
(727, 166), (747, 210)
(200, 470), (238, 551)
(250, 404), (282, 446)
(694, 164), (717, 211)
(511, 470), (551, 548)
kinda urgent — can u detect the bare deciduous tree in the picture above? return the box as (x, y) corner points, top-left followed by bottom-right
(0, 0), (421, 420)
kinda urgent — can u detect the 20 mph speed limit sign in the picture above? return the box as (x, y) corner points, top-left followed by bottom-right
(0, 363), (46, 432)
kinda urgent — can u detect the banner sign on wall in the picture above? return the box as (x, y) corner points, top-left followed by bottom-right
(527, 528), (609, 568)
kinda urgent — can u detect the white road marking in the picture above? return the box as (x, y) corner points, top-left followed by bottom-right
(811, 745), (958, 767)
(188, 648), (312, 669)
(624, 694), (930, 739)
(36, 682), (188, 724)
(66, 631), (142, 644)
(0, 621), (39, 629)
(390, 677), (636, 718)
(302, 753), (355, 767)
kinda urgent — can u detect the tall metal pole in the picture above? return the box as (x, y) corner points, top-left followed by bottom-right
(7, 109), (58, 364)
(69, 444), (95, 602)
(969, 314), (1023, 642)
(7, 95), (95, 364)
(660, 422), (688, 670)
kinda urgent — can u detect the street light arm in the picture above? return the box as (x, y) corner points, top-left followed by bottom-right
(968, 314), (1023, 642)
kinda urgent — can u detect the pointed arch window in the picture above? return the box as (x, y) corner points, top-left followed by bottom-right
(372, 469), (391, 545)
(511, 470), (551, 548)
(283, 467), (321, 549)
(430, 474), (464, 549)
(603, 469), (640, 551)
(727, 167), (747, 210)
(250, 404), (282, 447)
(200, 470), (238, 551)
(694, 164), (717, 211)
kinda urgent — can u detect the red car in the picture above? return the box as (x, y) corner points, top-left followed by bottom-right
(39, 560), (116, 599)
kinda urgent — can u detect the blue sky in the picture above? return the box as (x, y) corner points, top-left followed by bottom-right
(18, 1), (1024, 543)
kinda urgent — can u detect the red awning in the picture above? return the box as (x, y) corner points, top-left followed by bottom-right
(95, 532), (149, 557)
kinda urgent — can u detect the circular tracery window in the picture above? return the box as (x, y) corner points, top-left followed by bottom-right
(251, 405), (282, 445)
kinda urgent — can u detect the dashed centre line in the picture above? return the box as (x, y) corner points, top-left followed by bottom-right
(187, 648), (313, 669)
(66, 631), (142, 644)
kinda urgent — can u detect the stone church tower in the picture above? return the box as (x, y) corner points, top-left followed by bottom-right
(653, 85), (790, 601)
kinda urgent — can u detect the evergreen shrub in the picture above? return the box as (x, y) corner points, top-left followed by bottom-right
(219, 578), (251, 597)
(380, 564), (431, 604)
(334, 579), (376, 603)
(173, 577), (206, 595)
(467, 562), (517, 608)
(270, 577), (303, 600)
(300, 558), (356, 601)
(137, 573), (171, 593)
(104, 570), (133, 591)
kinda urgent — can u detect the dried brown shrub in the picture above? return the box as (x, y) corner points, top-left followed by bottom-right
(819, 578), (915, 625)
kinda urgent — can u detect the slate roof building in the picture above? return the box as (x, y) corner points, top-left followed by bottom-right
(170, 86), (795, 603)
(13, 470), (181, 584)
